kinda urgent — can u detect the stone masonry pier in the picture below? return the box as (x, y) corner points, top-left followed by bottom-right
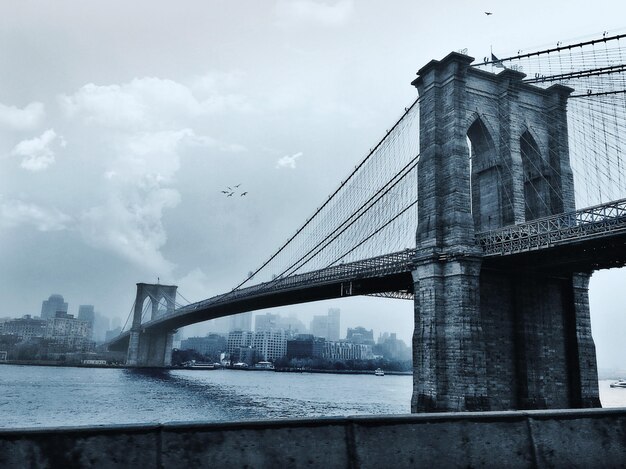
(2, 408), (626, 467)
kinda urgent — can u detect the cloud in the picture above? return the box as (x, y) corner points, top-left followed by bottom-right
(78, 129), (205, 275)
(276, 151), (303, 169)
(80, 187), (180, 276)
(61, 75), (249, 275)
(0, 197), (72, 231)
(174, 268), (211, 304)
(60, 76), (251, 130)
(0, 101), (45, 130)
(11, 129), (63, 171)
(275, 0), (354, 26)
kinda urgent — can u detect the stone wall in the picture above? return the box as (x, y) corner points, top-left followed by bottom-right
(411, 52), (599, 412)
(1, 408), (626, 468)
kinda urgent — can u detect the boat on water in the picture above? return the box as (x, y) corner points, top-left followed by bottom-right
(253, 361), (275, 370)
(610, 379), (626, 388)
(374, 368), (385, 376)
(184, 360), (219, 370)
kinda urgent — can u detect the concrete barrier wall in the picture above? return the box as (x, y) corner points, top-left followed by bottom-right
(1, 408), (626, 468)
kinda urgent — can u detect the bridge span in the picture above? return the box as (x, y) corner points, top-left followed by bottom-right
(109, 197), (626, 349)
(110, 37), (626, 413)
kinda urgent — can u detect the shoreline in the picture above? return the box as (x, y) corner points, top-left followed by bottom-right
(0, 360), (411, 375)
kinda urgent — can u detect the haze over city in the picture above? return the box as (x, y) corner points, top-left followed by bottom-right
(1, 0), (626, 370)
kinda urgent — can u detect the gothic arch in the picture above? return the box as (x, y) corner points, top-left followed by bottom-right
(466, 116), (507, 230)
(520, 129), (551, 220)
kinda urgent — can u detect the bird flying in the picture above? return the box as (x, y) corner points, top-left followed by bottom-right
(221, 184), (246, 198)
(485, 11), (492, 15)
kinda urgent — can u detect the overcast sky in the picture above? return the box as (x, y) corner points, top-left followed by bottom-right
(1, 0), (625, 369)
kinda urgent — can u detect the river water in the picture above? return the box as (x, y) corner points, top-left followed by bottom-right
(0, 365), (624, 429)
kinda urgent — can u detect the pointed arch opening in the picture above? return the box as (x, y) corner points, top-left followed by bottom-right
(467, 118), (506, 231)
(520, 130), (551, 220)
(140, 296), (153, 323)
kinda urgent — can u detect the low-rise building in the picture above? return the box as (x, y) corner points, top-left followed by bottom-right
(3, 315), (47, 340)
(181, 334), (227, 359)
(286, 334), (325, 359)
(346, 326), (375, 345)
(228, 330), (254, 361)
(45, 312), (93, 351)
(253, 329), (286, 361)
(323, 341), (373, 360)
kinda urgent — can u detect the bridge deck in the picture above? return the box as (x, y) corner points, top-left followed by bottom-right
(108, 199), (626, 350)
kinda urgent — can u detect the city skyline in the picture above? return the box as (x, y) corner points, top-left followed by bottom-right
(1, 1), (625, 368)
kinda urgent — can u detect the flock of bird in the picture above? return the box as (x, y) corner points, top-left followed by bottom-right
(221, 184), (248, 198)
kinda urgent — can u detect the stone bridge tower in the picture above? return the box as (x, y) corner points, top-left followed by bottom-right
(127, 282), (178, 367)
(411, 53), (599, 412)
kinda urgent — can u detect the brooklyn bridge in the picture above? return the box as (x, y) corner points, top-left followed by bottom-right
(108, 32), (626, 413)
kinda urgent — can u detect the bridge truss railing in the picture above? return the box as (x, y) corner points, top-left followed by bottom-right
(476, 198), (626, 256)
(150, 249), (416, 326)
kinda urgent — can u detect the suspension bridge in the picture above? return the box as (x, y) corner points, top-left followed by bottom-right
(108, 32), (626, 413)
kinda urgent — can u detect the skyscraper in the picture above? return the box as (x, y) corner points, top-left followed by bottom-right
(327, 308), (340, 341)
(77, 305), (95, 323)
(310, 308), (340, 340)
(78, 305), (95, 340)
(40, 294), (68, 320)
(230, 312), (252, 332)
(255, 313), (279, 332)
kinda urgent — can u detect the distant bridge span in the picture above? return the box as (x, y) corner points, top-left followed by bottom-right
(107, 249), (414, 352)
(108, 198), (626, 352)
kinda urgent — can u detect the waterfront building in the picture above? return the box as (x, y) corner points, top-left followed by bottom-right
(227, 330), (254, 356)
(374, 332), (411, 361)
(45, 312), (93, 351)
(238, 346), (258, 365)
(2, 315), (47, 340)
(0, 317), (12, 334)
(252, 329), (287, 361)
(286, 334), (325, 359)
(40, 294), (68, 320)
(323, 341), (373, 361)
(310, 308), (340, 341)
(181, 334), (227, 359)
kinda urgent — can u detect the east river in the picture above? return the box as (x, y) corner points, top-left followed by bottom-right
(1, 364), (625, 429)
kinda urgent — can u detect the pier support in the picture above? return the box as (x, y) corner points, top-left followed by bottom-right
(411, 52), (599, 412)
(126, 283), (178, 367)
